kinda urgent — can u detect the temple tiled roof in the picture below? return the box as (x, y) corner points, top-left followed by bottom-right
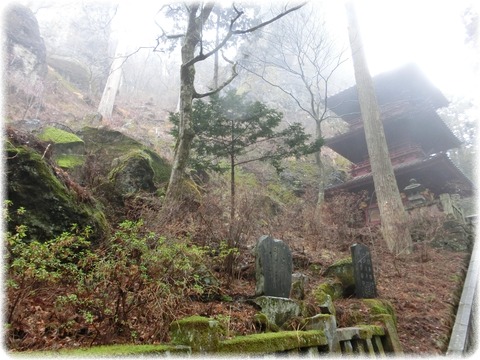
(324, 102), (461, 163)
(325, 153), (473, 197)
(327, 63), (449, 123)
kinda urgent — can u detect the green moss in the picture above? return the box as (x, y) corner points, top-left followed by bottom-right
(330, 256), (353, 267)
(254, 312), (279, 332)
(11, 343), (189, 357)
(6, 143), (107, 243)
(312, 288), (336, 316)
(107, 150), (157, 195)
(110, 148), (170, 185)
(8, 144), (73, 203)
(218, 330), (327, 354)
(314, 281), (343, 301)
(363, 299), (397, 327)
(39, 127), (83, 144)
(356, 324), (385, 338)
(78, 127), (171, 185)
(314, 289), (330, 304)
(109, 150), (151, 179)
(56, 154), (85, 168)
(169, 316), (220, 352)
(323, 257), (354, 287)
(143, 148), (171, 184)
(172, 315), (215, 327)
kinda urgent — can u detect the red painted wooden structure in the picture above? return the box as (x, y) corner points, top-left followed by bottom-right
(324, 64), (473, 224)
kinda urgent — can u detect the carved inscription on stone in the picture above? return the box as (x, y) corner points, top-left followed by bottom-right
(351, 243), (377, 298)
(255, 235), (292, 298)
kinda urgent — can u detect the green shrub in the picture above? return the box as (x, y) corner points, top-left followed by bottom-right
(4, 201), (219, 350)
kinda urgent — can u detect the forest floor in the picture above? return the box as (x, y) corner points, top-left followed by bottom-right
(187, 237), (471, 355)
(5, 68), (474, 356)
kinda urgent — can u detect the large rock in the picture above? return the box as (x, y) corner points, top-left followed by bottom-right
(323, 257), (355, 296)
(47, 55), (91, 91)
(74, 127), (171, 219)
(38, 126), (86, 170)
(5, 4), (47, 84)
(77, 127), (171, 186)
(6, 130), (107, 243)
(109, 150), (156, 195)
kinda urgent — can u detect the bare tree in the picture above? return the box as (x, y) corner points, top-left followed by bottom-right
(97, 39), (127, 119)
(163, 2), (306, 200)
(238, 3), (349, 208)
(345, 1), (412, 255)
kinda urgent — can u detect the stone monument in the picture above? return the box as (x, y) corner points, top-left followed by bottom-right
(351, 243), (377, 298)
(255, 235), (292, 298)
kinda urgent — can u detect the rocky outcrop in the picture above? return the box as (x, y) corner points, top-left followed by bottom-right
(38, 126), (86, 170)
(5, 4), (47, 85)
(47, 55), (91, 91)
(78, 127), (171, 197)
(109, 150), (157, 195)
(6, 129), (108, 243)
(5, 125), (171, 241)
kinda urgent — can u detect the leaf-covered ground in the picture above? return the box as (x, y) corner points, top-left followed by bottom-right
(5, 66), (472, 356)
(184, 237), (469, 355)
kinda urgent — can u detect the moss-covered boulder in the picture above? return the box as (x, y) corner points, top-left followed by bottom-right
(6, 140), (108, 243)
(108, 150), (156, 195)
(312, 280), (345, 315)
(78, 126), (171, 188)
(323, 257), (355, 296)
(39, 126), (85, 170)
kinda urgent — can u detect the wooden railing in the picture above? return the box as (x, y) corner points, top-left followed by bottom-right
(446, 234), (478, 355)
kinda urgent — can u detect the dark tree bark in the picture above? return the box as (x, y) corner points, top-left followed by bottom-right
(166, 3), (214, 199)
(345, 1), (412, 255)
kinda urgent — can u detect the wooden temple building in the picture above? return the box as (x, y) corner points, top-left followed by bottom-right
(324, 64), (474, 224)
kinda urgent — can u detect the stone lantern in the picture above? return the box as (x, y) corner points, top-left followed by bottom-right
(403, 178), (426, 205)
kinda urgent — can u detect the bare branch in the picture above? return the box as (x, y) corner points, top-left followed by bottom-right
(195, 63), (238, 98)
(232, 2), (307, 35)
(184, 2), (307, 68)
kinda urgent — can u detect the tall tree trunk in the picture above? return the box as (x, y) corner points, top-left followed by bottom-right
(345, 1), (412, 255)
(228, 113), (237, 246)
(97, 39), (126, 120)
(166, 4), (212, 199)
(229, 153), (236, 245)
(314, 119), (325, 209)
